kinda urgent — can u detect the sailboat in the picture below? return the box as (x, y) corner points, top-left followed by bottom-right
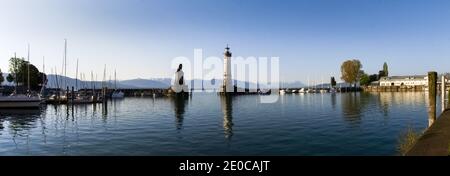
(298, 88), (306, 93)
(45, 40), (69, 104)
(68, 59), (96, 104)
(0, 94), (41, 108)
(0, 49), (42, 108)
(111, 70), (124, 98)
(320, 77), (328, 93)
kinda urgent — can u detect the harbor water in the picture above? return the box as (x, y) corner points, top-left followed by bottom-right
(0, 92), (442, 155)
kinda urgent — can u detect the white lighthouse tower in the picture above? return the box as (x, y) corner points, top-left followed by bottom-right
(222, 45), (233, 93)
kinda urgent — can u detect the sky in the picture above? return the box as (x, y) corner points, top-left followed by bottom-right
(1, 0), (450, 83)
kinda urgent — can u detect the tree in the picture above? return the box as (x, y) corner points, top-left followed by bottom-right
(6, 74), (14, 83)
(340, 59), (362, 87)
(383, 62), (389, 77)
(9, 56), (26, 87)
(0, 69), (4, 86)
(330, 77), (337, 88)
(360, 72), (370, 86)
(369, 74), (379, 83)
(378, 70), (386, 78)
(8, 56), (46, 91)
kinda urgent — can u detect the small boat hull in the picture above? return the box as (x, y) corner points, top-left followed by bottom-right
(0, 100), (41, 108)
(111, 91), (125, 99)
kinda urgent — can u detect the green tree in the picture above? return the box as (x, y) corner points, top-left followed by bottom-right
(0, 69), (4, 86)
(378, 70), (386, 78)
(360, 72), (370, 86)
(9, 56), (26, 87)
(369, 74), (379, 82)
(340, 59), (363, 87)
(8, 56), (46, 91)
(330, 77), (337, 88)
(383, 62), (389, 77)
(6, 74), (14, 83)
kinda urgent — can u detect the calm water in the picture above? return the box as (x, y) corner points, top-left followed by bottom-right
(0, 92), (443, 156)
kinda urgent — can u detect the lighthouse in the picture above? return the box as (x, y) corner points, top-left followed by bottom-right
(222, 45), (233, 93)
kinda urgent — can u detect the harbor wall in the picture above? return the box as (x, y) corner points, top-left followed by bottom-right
(406, 110), (450, 156)
(362, 85), (425, 92)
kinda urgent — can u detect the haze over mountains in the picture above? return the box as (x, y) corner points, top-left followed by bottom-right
(45, 75), (172, 89)
(1, 73), (313, 89)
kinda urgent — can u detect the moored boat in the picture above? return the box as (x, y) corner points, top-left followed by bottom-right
(111, 90), (124, 98)
(111, 70), (125, 99)
(0, 94), (41, 108)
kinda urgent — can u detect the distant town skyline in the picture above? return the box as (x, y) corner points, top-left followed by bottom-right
(1, 0), (450, 84)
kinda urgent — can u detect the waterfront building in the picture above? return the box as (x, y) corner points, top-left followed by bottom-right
(379, 75), (428, 86)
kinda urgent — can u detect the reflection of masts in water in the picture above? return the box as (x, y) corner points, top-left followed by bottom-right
(62, 105), (69, 154)
(0, 118), (4, 133)
(102, 101), (108, 119)
(2, 109), (42, 154)
(220, 96), (233, 140)
(39, 108), (48, 144)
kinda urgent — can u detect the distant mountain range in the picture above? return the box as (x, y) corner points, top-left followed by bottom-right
(282, 81), (306, 88)
(1, 73), (322, 89)
(45, 75), (171, 89)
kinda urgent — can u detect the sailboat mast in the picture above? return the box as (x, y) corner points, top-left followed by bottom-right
(307, 76), (310, 89)
(75, 58), (78, 90)
(103, 64), (106, 88)
(60, 56), (64, 89)
(42, 56), (45, 82)
(80, 73), (83, 91)
(42, 56), (45, 90)
(114, 69), (117, 90)
(27, 43), (30, 92)
(95, 73), (98, 95)
(64, 39), (67, 89)
(91, 71), (94, 91)
(82, 73), (85, 89)
(12, 53), (18, 92)
(322, 77), (324, 89)
(55, 67), (60, 90)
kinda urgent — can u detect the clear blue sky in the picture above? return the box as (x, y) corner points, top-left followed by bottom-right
(1, 0), (450, 83)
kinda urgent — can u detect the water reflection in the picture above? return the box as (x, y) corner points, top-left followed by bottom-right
(377, 92), (390, 117)
(220, 95), (234, 140)
(0, 108), (43, 150)
(331, 93), (336, 110)
(341, 93), (363, 125)
(171, 96), (189, 130)
(0, 117), (3, 134)
(102, 102), (108, 119)
(0, 93), (432, 155)
(0, 108), (42, 116)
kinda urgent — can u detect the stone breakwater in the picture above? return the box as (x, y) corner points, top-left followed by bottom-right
(362, 86), (425, 92)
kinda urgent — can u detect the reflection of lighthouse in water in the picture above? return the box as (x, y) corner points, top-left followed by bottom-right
(221, 45), (233, 93)
(220, 95), (233, 139)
